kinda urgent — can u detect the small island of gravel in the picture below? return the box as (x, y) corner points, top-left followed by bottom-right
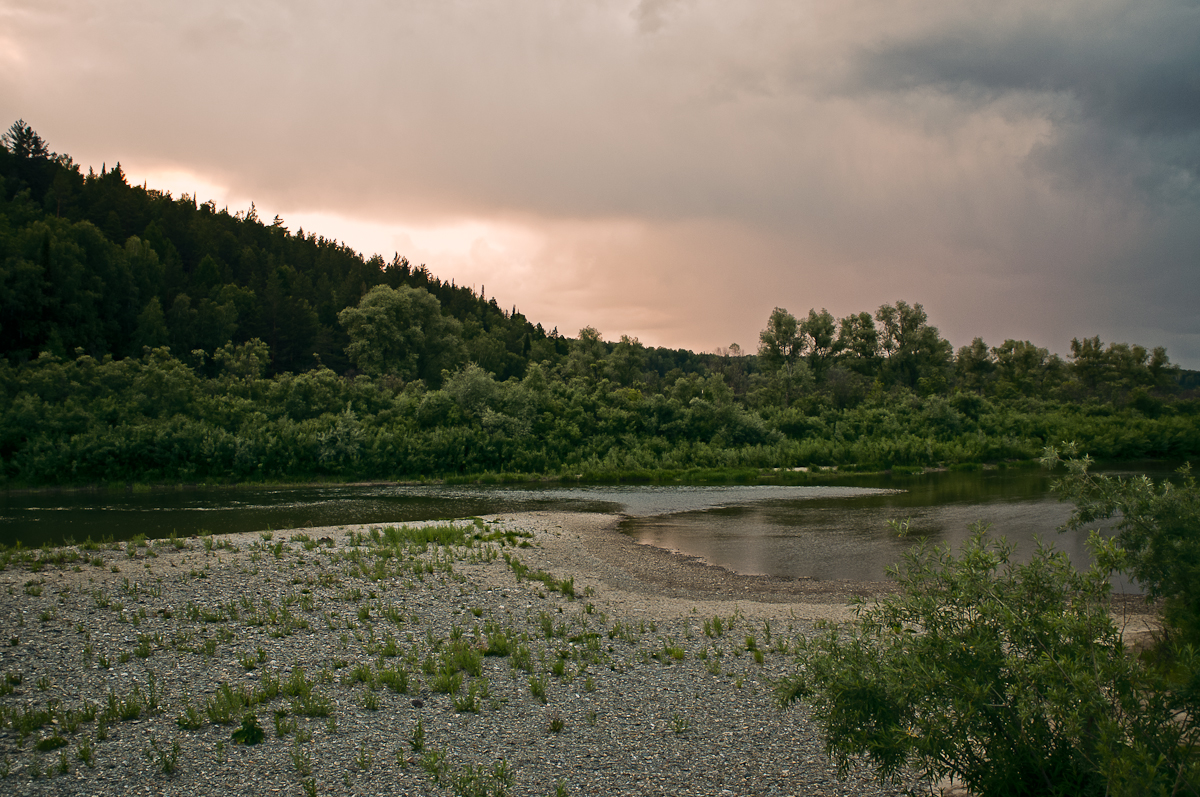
(0, 512), (924, 796)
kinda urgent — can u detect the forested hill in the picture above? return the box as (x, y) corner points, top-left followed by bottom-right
(1, 120), (1198, 486)
(0, 121), (571, 378)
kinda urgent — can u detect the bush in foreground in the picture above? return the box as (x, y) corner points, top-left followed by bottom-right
(779, 523), (1199, 796)
(1044, 445), (1200, 648)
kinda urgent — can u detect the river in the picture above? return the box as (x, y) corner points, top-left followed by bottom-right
(1, 466), (1152, 583)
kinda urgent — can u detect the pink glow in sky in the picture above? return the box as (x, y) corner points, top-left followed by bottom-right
(3, 1), (1198, 364)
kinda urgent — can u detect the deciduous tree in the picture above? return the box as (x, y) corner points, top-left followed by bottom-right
(801, 308), (839, 383)
(835, 311), (879, 377)
(338, 284), (463, 384)
(874, 301), (952, 389)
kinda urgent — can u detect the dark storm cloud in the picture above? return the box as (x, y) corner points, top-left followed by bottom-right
(852, 1), (1200, 189)
(836, 1), (1200, 364)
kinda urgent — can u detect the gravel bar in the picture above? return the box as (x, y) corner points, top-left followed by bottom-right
(0, 511), (928, 796)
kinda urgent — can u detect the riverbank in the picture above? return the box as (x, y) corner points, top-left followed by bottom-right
(0, 511), (1159, 796)
(0, 511), (921, 796)
(0, 459), (1049, 496)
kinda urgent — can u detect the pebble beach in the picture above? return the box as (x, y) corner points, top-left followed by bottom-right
(0, 511), (931, 796)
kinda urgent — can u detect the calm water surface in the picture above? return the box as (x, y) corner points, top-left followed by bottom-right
(620, 470), (1090, 581)
(0, 482), (890, 546)
(1, 467), (1145, 582)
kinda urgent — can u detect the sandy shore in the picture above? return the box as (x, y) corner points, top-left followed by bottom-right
(479, 512), (895, 624)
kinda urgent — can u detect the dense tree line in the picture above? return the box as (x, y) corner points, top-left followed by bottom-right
(1, 121), (1197, 486)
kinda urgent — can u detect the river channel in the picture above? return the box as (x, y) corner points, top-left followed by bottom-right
(0, 466), (1150, 583)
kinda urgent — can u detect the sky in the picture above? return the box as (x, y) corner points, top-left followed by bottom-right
(3, 0), (1199, 366)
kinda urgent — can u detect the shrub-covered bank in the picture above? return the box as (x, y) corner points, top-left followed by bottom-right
(2, 345), (1198, 487)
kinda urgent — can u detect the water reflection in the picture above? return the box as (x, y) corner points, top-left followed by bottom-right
(0, 482), (890, 548)
(620, 493), (1083, 581)
(0, 468), (1132, 583)
(619, 469), (1128, 586)
(0, 484), (614, 547)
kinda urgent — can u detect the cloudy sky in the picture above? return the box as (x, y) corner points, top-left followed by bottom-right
(3, 0), (1199, 365)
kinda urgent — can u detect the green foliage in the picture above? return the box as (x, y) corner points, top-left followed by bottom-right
(175, 702), (203, 731)
(874, 300), (953, 390)
(780, 524), (1200, 797)
(0, 123), (548, 376)
(1044, 446), (1200, 646)
(410, 718), (425, 752)
(145, 736), (180, 774)
(421, 749), (514, 797)
(338, 284), (464, 384)
(33, 734), (67, 752)
(231, 713), (265, 745)
(7, 338), (1192, 488)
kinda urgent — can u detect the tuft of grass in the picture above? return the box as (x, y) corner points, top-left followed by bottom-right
(356, 740), (373, 771)
(431, 668), (463, 695)
(205, 683), (249, 725)
(379, 664), (409, 694)
(273, 709), (296, 738)
(292, 692), (333, 718)
(453, 679), (487, 714)
(34, 735), (67, 752)
(231, 713), (265, 745)
(703, 616), (725, 637)
(291, 743), (313, 776)
(529, 674), (549, 704)
(420, 749), (514, 797)
(76, 737), (95, 768)
(145, 736), (180, 774)
(176, 702), (204, 731)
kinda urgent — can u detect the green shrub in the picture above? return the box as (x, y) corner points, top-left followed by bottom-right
(1045, 447), (1200, 646)
(779, 523), (1200, 796)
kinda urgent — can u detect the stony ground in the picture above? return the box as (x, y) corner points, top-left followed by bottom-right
(0, 512), (952, 796)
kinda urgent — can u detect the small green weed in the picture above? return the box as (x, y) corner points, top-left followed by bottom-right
(34, 735), (67, 752)
(76, 737), (95, 768)
(176, 702), (203, 731)
(231, 713), (265, 745)
(529, 674), (549, 704)
(145, 736), (180, 774)
(274, 709), (297, 738)
(291, 743), (313, 776)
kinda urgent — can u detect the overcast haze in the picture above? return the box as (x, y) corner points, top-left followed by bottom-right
(3, 0), (1198, 365)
